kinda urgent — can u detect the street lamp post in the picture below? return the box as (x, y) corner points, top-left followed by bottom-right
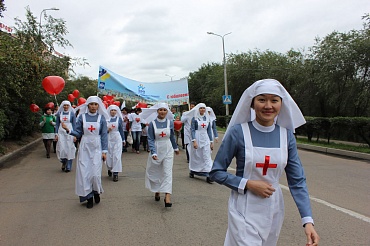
(39, 8), (59, 37)
(165, 74), (175, 81)
(207, 31), (232, 116)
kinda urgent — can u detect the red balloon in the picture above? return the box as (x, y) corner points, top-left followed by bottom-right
(77, 97), (86, 106)
(113, 101), (121, 107)
(103, 101), (109, 108)
(68, 94), (75, 102)
(72, 89), (80, 98)
(45, 102), (55, 110)
(42, 76), (65, 95)
(174, 120), (182, 131)
(137, 102), (148, 108)
(30, 104), (40, 113)
(102, 96), (108, 101)
(105, 95), (114, 101)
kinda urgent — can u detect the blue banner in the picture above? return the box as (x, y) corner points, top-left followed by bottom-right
(98, 66), (189, 105)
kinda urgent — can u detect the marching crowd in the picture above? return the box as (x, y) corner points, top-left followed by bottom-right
(39, 79), (319, 245)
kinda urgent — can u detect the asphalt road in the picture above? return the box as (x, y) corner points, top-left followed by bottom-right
(0, 134), (369, 246)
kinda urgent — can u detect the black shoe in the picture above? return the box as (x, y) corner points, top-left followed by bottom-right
(94, 193), (100, 204)
(61, 163), (66, 171)
(113, 174), (118, 182)
(47, 154), (50, 158)
(108, 170), (112, 177)
(164, 199), (172, 207)
(206, 177), (214, 184)
(155, 193), (160, 201)
(86, 198), (93, 209)
(189, 173), (194, 178)
(65, 169), (70, 173)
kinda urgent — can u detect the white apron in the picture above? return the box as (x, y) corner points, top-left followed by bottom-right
(75, 114), (104, 197)
(145, 120), (174, 193)
(224, 123), (287, 246)
(188, 118), (212, 172)
(106, 117), (123, 173)
(56, 112), (76, 160)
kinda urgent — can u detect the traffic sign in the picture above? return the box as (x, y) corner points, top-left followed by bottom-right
(222, 95), (232, 104)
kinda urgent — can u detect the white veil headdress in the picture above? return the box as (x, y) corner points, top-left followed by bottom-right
(107, 105), (123, 120)
(76, 96), (109, 120)
(224, 79), (305, 138)
(56, 100), (75, 115)
(182, 103), (210, 122)
(140, 102), (173, 124)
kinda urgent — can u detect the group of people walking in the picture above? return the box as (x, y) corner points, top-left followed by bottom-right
(38, 78), (319, 245)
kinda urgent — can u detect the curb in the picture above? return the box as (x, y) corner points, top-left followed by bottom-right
(297, 143), (370, 161)
(0, 137), (42, 166)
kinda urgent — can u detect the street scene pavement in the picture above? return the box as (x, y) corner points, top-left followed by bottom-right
(0, 133), (369, 245)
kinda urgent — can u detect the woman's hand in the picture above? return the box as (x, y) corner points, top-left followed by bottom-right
(73, 137), (77, 142)
(54, 135), (58, 141)
(61, 122), (69, 132)
(304, 223), (319, 246)
(152, 155), (158, 160)
(210, 142), (214, 151)
(102, 153), (106, 161)
(174, 150), (180, 155)
(193, 141), (198, 149)
(246, 180), (276, 198)
(123, 141), (126, 146)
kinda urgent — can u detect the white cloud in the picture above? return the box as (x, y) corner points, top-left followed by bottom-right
(3, 0), (369, 82)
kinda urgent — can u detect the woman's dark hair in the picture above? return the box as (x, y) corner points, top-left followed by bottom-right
(135, 107), (142, 113)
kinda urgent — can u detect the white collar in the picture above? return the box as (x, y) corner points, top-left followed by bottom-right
(252, 120), (275, 133)
(157, 118), (166, 122)
(88, 112), (98, 116)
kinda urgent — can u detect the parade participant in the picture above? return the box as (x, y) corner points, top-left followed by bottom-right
(141, 103), (179, 207)
(39, 106), (56, 158)
(129, 107), (144, 154)
(62, 96), (108, 209)
(121, 107), (130, 152)
(52, 105), (59, 153)
(55, 101), (76, 172)
(180, 102), (196, 162)
(183, 103), (214, 183)
(210, 79), (319, 246)
(106, 105), (126, 182)
(206, 107), (218, 143)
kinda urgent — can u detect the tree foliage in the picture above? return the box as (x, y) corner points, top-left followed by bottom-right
(188, 14), (370, 119)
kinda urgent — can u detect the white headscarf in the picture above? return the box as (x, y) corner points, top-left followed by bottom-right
(182, 103), (210, 122)
(206, 107), (216, 122)
(107, 105), (123, 120)
(225, 79), (305, 137)
(56, 100), (75, 115)
(76, 96), (109, 120)
(140, 102), (173, 123)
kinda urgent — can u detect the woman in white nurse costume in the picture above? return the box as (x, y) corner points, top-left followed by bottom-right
(62, 96), (109, 209)
(141, 103), (179, 207)
(210, 79), (319, 246)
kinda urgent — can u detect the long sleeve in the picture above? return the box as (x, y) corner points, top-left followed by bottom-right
(118, 118), (125, 141)
(191, 117), (197, 140)
(285, 130), (313, 224)
(148, 121), (156, 155)
(210, 125), (247, 193)
(70, 112), (76, 131)
(99, 115), (108, 152)
(169, 120), (178, 150)
(70, 115), (83, 139)
(212, 120), (218, 138)
(207, 120), (213, 142)
(55, 114), (60, 133)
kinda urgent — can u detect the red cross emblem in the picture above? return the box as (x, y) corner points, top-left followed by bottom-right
(88, 125), (96, 132)
(159, 131), (166, 137)
(201, 123), (206, 128)
(256, 156), (277, 175)
(135, 118), (140, 123)
(62, 116), (68, 121)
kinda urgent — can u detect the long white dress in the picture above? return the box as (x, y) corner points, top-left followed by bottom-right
(56, 112), (76, 160)
(106, 117), (123, 173)
(145, 119), (177, 194)
(75, 114), (104, 197)
(188, 117), (213, 173)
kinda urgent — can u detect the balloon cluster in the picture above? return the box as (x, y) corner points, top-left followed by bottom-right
(101, 94), (121, 108)
(66, 89), (86, 106)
